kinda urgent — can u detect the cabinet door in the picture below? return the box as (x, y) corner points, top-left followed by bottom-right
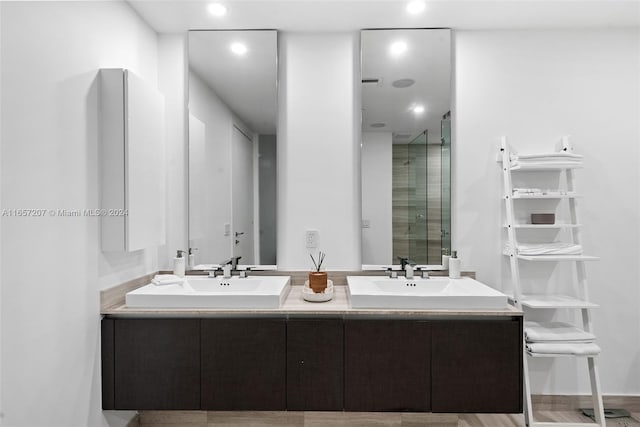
(201, 319), (286, 410)
(287, 319), (343, 410)
(344, 319), (431, 411)
(100, 68), (165, 252)
(113, 318), (200, 410)
(431, 319), (523, 413)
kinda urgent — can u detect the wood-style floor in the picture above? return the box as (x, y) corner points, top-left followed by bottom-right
(137, 406), (640, 427)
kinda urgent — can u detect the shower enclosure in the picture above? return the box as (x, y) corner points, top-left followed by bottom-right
(392, 112), (451, 265)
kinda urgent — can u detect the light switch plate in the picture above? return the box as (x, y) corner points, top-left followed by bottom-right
(305, 230), (319, 248)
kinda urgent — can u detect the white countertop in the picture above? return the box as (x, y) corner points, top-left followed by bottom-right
(102, 285), (522, 317)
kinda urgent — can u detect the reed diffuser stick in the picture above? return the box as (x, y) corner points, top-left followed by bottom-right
(310, 251), (325, 272)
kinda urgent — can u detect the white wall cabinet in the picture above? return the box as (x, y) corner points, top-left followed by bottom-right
(100, 68), (166, 252)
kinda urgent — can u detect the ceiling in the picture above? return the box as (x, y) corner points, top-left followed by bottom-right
(362, 29), (451, 144)
(129, 0), (639, 139)
(189, 30), (277, 134)
(128, 1), (640, 33)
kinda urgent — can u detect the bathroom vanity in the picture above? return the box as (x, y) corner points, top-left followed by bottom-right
(101, 284), (523, 414)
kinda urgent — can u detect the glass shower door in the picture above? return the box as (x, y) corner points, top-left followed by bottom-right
(440, 111), (452, 257)
(408, 133), (428, 265)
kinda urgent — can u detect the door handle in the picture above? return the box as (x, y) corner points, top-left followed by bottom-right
(235, 232), (245, 237)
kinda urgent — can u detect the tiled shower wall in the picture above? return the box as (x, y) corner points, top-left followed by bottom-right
(392, 144), (442, 264)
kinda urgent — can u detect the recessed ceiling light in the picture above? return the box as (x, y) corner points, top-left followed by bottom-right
(407, 1), (426, 14)
(207, 3), (227, 17)
(390, 41), (407, 55)
(412, 105), (425, 114)
(371, 123), (386, 128)
(392, 78), (415, 88)
(230, 42), (248, 55)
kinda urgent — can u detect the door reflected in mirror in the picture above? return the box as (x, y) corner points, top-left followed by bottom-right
(361, 29), (451, 268)
(188, 30), (278, 268)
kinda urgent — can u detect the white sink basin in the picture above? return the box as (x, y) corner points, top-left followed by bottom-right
(347, 276), (509, 310)
(125, 275), (291, 309)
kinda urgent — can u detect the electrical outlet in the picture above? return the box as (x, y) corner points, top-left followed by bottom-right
(305, 230), (319, 248)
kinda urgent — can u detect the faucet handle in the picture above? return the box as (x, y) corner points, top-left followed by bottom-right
(415, 267), (429, 279)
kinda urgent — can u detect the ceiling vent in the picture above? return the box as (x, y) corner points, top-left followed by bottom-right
(393, 133), (414, 143)
(392, 78), (415, 88)
(362, 77), (382, 87)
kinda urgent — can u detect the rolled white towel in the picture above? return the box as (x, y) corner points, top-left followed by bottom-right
(524, 321), (596, 343)
(152, 274), (184, 286)
(526, 342), (601, 356)
(504, 242), (582, 256)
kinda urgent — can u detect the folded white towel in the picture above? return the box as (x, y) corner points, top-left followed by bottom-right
(526, 342), (601, 356)
(151, 274), (184, 286)
(504, 242), (582, 256)
(509, 152), (583, 169)
(524, 321), (596, 343)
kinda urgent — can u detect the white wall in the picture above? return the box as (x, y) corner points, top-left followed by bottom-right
(0, 2), (182, 426)
(454, 29), (640, 394)
(0, 4), (4, 427)
(361, 131), (392, 264)
(277, 32), (361, 270)
(0, 4), (3, 425)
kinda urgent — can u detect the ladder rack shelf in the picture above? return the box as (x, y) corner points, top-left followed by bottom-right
(504, 224), (582, 229)
(500, 136), (604, 427)
(504, 254), (599, 262)
(510, 194), (580, 199)
(520, 294), (599, 309)
(509, 164), (584, 171)
(525, 352), (600, 358)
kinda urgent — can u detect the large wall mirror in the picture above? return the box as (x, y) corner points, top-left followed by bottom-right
(361, 29), (451, 268)
(188, 30), (278, 269)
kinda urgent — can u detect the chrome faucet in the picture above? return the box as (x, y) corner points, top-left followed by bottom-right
(221, 256), (242, 270)
(398, 256), (415, 271)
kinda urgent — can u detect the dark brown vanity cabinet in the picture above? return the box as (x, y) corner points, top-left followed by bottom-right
(431, 319), (523, 413)
(286, 318), (344, 410)
(201, 318), (286, 410)
(344, 319), (432, 412)
(102, 315), (522, 413)
(102, 318), (201, 410)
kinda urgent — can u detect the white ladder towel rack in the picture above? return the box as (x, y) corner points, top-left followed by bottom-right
(500, 136), (605, 427)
